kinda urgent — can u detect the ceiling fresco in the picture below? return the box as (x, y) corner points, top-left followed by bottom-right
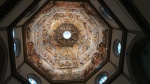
(24, 1), (110, 81)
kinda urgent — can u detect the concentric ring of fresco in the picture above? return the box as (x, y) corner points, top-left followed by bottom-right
(55, 23), (79, 47)
(25, 1), (109, 80)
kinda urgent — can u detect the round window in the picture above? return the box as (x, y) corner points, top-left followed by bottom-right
(28, 78), (38, 84)
(28, 74), (41, 84)
(12, 30), (15, 38)
(13, 38), (21, 57)
(113, 39), (121, 56)
(99, 6), (113, 21)
(99, 75), (107, 84)
(95, 72), (108, 84)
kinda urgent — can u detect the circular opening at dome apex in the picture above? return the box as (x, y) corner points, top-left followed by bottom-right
(63, 31), (71, 39)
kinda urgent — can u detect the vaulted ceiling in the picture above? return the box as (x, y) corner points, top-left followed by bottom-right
(23, 1), (110, 82)
(2, 0), (126, 84)
(1, 0), (150, 84)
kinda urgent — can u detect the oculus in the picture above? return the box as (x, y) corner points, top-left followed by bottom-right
(55, 23), (79, 47)
(13, 38), (21, 57)
(113, 39), (121, 56)
(99, 75), (107, 84)
(28, 78), (37, 84)
(12, 29), (15, 38)
(63, 31), (71, 39)
(95, 72), (108, 84)
(28, 74), (41, 84)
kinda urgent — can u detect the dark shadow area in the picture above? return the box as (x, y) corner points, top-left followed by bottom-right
(127, 34), (150, 84)
(0, 36), (8, 84)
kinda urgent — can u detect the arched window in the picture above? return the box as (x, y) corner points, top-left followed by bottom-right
(113, 39), (121, 56)
(99, 6), (113, 21)
(28, 74), (41, 84)
(95, 72), (108, 84)
(13, 38), (21, 57)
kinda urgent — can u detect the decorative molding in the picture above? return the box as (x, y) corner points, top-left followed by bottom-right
(122, 72), (131, 82)
(7, 0), (128, 84)
(0, 0), (22, 22)
(97, 0), (127, 83)
(7, 0), (41, 84)
(120, 0), (150, 36)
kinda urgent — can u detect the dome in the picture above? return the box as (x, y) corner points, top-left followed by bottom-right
(23, 1), (111, 81)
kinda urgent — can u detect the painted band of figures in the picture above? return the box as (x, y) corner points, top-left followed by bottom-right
(25, 1), (109, 80)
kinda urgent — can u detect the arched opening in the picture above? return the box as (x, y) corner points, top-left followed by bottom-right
(127, 34), (150, 84)
(0, 36), (8, 83)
